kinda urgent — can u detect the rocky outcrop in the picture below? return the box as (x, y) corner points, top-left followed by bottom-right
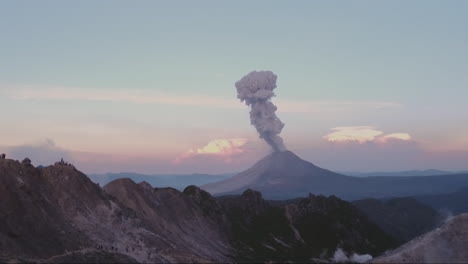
(0, 158), (217, 263)
(373, 213), (468, 263)
(21, 158), (32, 167)
(103, 180), (232, 262)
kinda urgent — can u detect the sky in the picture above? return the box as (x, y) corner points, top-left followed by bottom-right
(1, 0), (467, 174)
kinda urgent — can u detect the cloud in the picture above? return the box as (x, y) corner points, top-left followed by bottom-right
(323, 126), (411, 144)
(3, 138), (467, 175)
(4, 139), (73, 166)
(323, 126), (384, 143)
(1, 139), (262, 175)
(1, 85), (402, 113)
(377, 133), (412, 143)
(173, 138), (248, 164)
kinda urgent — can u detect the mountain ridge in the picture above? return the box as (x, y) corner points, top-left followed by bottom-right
(89, 172), (234, 190)
(0, 157), (397, 263)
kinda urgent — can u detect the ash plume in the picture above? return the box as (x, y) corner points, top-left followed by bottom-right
(235, 70), (286, 152)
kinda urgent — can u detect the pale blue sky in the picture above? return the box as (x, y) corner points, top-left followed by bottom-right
(1, 1), (467, 173)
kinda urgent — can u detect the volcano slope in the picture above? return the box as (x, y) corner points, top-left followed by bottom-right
(202, 151), (468, 200)
(0, 157), (396, 263)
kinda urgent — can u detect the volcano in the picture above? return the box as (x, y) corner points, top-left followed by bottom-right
(202, 151), (468, 200)
(202, 151), (359, 199)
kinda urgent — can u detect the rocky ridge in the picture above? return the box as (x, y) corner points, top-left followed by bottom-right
(0, 157), (396, 263)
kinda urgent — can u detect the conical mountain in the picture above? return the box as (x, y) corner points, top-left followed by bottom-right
(202, 150), (359, 199)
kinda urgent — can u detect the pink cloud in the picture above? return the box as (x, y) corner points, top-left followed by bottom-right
(376, 133), (412, 143)
(173, 138), (248, 164)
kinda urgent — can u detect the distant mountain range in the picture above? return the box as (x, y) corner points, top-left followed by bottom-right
(342, 169), (468, 177)
(87, 161), (468, 196)
(89, 172), (234, 190)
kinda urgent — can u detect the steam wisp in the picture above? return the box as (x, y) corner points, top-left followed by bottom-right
(235, 71), (286, 152)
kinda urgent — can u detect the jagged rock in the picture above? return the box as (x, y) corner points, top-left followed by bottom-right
(103, 179), (232, 262)
(21, 158), (31, 166)
(0, 153), (5, 159)
(183, 185), (224, 218)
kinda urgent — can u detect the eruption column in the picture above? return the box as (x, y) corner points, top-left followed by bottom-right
(235, 71), (286, 152)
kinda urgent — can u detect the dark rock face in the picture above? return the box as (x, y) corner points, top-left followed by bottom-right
(0, 158), (203, 263)
(21, 158), (32, 166)
(0, 158), (95, 260)
(0, 158), (396, 263)
(353, 197), (442, 244)
(103, 180), (232, 262)
(218, 192), (396, 263)
(287, 195), (396, 258)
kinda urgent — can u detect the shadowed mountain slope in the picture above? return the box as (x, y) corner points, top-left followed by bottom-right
(217, 190), (397, 262)
(353, 197), (442, 244)
(415, 186), (468, 216)
(373, 213), (468, 263)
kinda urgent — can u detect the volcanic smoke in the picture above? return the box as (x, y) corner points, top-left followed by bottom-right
(235, 71), (286, 152)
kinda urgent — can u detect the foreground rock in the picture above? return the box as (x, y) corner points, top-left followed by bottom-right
(220, 192), (396, 262)
(0, 158), (212, 263)
(1, 158), (396, 263)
